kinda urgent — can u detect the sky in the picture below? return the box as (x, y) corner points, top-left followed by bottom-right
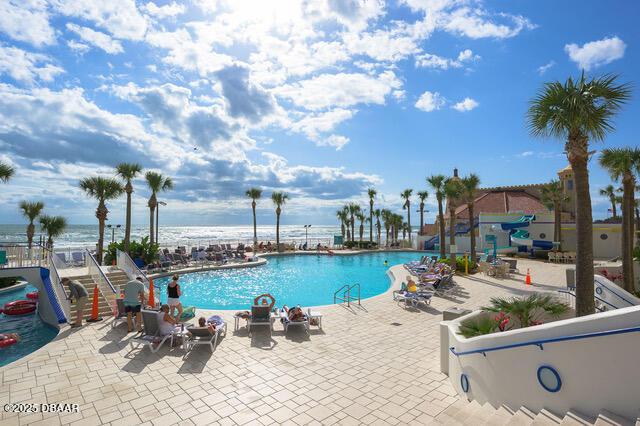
(0, 0), (638, 226)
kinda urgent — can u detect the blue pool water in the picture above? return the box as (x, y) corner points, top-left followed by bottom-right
(155, 251), (428, 310)
(0, 285), (58, 368)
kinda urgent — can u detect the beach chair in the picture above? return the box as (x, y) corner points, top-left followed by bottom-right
(280, 307), (309, 333)
(71, 251), (85, 266)
(111, 298), (131, 329)
(422, 274), (456, 297)
(396, 291), (433, 308)
(548, 252), (557, 263)
(130, 310), (180, 353)
(183, 316), (227, 356)
(55, 252), (68, 267)
(247, 305), (273, 336)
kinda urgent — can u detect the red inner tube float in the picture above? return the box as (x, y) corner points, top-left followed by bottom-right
(0, 337), (17, 348)
(26, 291), (39, 300)
(3, 300), (37, 316)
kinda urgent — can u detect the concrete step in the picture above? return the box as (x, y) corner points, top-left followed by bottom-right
(506, 406), (536, 426)
(595, 410), (634, 426)
(483, 405), (515, 426)
(533, 409), (563, 425)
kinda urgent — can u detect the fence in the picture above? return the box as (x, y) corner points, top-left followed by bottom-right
(0, 242), (50, 268)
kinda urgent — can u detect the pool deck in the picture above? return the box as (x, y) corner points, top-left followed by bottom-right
(0, 258), (573, 426)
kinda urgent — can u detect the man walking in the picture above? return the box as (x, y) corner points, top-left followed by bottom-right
(123, 277), (146, 333)
(63, 277), (88, 327)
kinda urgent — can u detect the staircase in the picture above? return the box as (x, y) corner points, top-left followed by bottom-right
(105, 270), (130, 294)
(62, 275), (115, 321)
(433, 398), (640, 425)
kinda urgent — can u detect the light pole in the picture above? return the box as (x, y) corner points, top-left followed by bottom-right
(415, 208), (430, 235)
(304, 224), (312, 247)
(156, 201), (166, 245)
(106, 224), (122, 243)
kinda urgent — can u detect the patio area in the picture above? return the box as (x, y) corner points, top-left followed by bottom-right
(0, 259), (571, 426)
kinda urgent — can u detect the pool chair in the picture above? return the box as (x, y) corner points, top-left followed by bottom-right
(279, 307), (309, 333)
(422, 274), (456, 297)
(247, 305), (273, 336)
(111, 298), (132, 329)
(396, 291), (432, 308)
(71, 251), (85, 266)
(183, 315), (227, 357)
(130, 310), (181, 353)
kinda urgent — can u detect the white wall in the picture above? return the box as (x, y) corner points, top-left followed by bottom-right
(561, 224), (622, 259)
(442, 305), (640, 418)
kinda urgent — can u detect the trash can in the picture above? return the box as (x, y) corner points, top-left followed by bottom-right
(443, 306), (472, 321)
(566, 268), (576, 288)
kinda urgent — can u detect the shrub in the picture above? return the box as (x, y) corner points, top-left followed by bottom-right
(482, 294), (569, 328)
(438, 257), (477, 271)
(343, 241), (378, 249)
(458, 315), (499, 338)
(104, 236), (160, 265)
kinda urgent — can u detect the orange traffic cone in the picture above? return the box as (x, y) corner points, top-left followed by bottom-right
(525, 269), (532, 286)
(86, 284), (103, 322)
(148, 277), (156, 308)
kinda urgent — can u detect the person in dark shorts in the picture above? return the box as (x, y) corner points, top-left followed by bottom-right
(123, 277), (146, 332)
(63, 277), (89, 327)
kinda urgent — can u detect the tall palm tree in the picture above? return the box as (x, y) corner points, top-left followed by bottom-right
(428, 175), (447, 259)
(0, 161), (15, 183)
(347, 203), (360, 242)
(599, 148), (640, 293)
(527, 73), (631, 317)
(367, 188), (376, 242)
(393, 214), (403, 244)
(356, 211), (366, 244)
(401, 189), (413, 242)
(374, 208), (382, 246)
(116, 162), (143, 254)
(599, 184), (618, 218)
(460, 174), (481, 264)
(444, 178), (462, 270)
(19, 201), (45, 250)
(79, 177), (124, 265)
(381, 209), (392, 247)
(540, 180), (567, 252)
(246, 187), (262, 251)
(145, 172), (173, 246)
(271, 192), (289, 252)
(417, 191), (429, 235)
(336, 209), (348, 244)
(39, 215), (67, 250)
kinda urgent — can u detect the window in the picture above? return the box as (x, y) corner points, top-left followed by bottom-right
(600, 234), (608, 240)
(567, 180), (573, 190)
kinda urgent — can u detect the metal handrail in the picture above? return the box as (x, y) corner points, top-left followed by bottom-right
(334, 284), (350, 304)
(85, 249), (117, 294)
(333, 283), (361, 307)
(557, 289), (611, 311)
(116, 249), (158, 290)
(348, 283), (360, 306)
(450, 325), (640, 357)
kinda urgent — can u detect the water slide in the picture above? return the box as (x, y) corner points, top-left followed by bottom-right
(424, 222), (477, 250)
(501, 215), (555, 250)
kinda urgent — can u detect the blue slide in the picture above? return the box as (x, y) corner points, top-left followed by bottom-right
(424, 222), (477, 250)
(501, 215), (554, 250)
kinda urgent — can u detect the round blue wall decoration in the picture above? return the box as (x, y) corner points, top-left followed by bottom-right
(537, 365), (561, 393)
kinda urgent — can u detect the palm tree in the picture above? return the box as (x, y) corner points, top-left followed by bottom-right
(540, 180), (567, 252)
(347, 203), (360, 242)
(0, 161), (14, 183)
(599, 184), (618, 218)
(400, 189), (413, 243)
(460, 174), (481, 264)
(246, 187), (262, 251)
(417, 191), (428, 235)
(428, 175), (447, 259)
(79, 177), (124, 265)
(336, 209), (348, 244)
(374, 208), (382, 246)
(356, 212), (366, 244)
(145, 172), (173, 246)
(39, 215), (67, 250)
(599, 148), (640, 293)
(271, 192), (288, 252)
(444, 178), (462, 270)
(381, 209), (392, 247)
(393, 214), (403, 244)
(342, 206), (352, 242)
(19, 201), (45, 250)
(115, 163), (143, 254)
(527, 73), (631, 317)
(367, 188), (376, 243)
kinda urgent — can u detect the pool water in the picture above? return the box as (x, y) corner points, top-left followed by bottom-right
(0, 285), (58, 368)
(155, 251), (429, 310)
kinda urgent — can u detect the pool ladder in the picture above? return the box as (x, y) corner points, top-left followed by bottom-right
(333, 283), (360, 307)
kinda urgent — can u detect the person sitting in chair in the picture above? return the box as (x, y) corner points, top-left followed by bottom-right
(254, 293), (275, 309)
(283, 305), (305, 321)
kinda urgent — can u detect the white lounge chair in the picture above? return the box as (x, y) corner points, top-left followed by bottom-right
(247, 305), (273, 336)
(130, 310), (181, 353)
(279, 307), (309, 333)
(183, 315), (227, 357)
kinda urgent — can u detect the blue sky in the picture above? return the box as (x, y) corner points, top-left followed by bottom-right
(0, 0), (637, 226)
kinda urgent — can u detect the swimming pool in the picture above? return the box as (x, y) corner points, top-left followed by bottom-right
(0, 285), (58, 368)
(155, 251), (428, 310)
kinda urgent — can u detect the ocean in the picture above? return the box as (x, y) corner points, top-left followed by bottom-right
(0, 224), (347, 249)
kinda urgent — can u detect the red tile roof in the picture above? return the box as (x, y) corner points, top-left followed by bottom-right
(453, 190), (546, 219)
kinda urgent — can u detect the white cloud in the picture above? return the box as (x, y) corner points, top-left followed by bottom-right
(275, 71), (402, 111)
(67, 40), (90, 53)
(441, 7), (535, 39)
(142, 2), (185, 19)
(415, 91), (446, 112)
(290, 109), (355, 140)
(319, 135), (350, 150)
(66, 23), (124, 54)
(537, 60), (555, 75)
(0, 0), (55, 47)
(452, 97), (478, 112)
(415, 48), (479, 70)
(0, 45), (64, 83)
(564, 36), (626, 70)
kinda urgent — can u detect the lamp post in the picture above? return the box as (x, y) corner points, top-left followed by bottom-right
(156, 201), (166, 245)
(415, 208), (430, 235)
(106, 224), (122, 243)
(304, 224), (312, 247)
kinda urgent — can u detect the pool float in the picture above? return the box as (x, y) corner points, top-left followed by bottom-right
(180, 306), (196, 321)
(0, 334), (19, 348)
(3, 300), (37, 316)
(26, 291), (39, 300)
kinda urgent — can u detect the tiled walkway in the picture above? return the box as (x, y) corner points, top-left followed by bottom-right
(0, 259), (571, 426)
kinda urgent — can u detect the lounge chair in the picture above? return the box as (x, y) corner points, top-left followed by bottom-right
(279, 307), (309, 333)
(183, 316), (227, 357)
(421, 274), (456, 297)
(504, 259), (519, 273)
(247, 305), (273, 336)
(55, 252), (68, 267)
(396, 291), (433, 308)
(130, 310), (181, 353)
(70, 251), (85, 266)
(111, 298), (131, 329)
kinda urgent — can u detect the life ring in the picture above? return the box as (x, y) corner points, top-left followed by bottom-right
(3, 300), (37, 316)
(26, 291), (39, 300)
(0, 337), (17, 348)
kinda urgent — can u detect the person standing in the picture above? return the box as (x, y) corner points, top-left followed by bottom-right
(167, 274), (183, 321)
(123, 277), (146, 333)
(63, 277), (88, 328)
